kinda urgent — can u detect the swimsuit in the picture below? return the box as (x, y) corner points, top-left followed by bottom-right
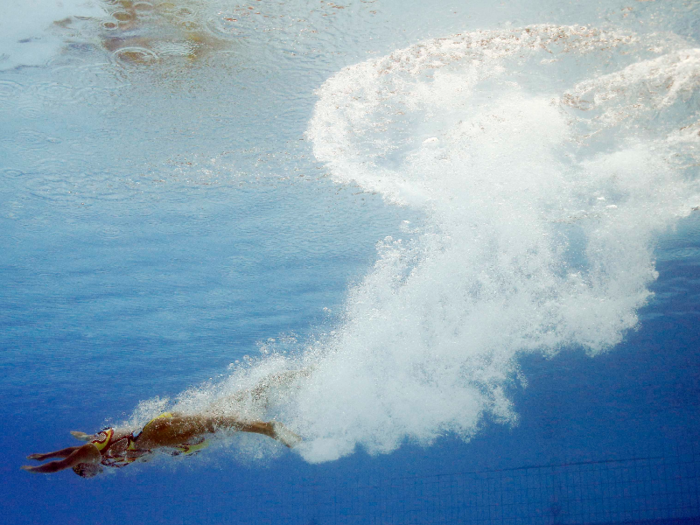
(90, 412), (209, 468)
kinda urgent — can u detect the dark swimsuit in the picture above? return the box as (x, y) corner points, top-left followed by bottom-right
(90, 412), (209, 468)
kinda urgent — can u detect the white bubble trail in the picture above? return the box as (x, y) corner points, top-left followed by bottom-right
(142, 25), (700, 464)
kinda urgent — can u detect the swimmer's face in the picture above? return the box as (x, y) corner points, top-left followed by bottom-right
(72, 463), (102, 478)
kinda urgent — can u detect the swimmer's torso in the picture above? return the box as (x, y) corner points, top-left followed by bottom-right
(90, 413), (208, 468)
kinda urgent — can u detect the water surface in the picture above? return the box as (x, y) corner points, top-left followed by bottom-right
(1, 1), (699, 523)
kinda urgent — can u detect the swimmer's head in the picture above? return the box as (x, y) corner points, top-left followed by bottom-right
(72, 463), (102, 478)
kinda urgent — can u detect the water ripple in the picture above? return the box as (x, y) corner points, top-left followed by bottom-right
(0, 168), (24, 179)
(205, 14), (253, 40)
(111, 46), (160, 68)
(0, 80), (22, 102)
(29, 82), (81, 105)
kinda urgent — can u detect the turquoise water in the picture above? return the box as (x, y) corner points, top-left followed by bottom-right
(2, 0), (700, 523)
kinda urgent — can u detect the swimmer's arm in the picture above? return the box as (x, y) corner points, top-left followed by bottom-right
(70, 431), (93, 442)
(26, 445), (84, 461)
(22, 444), (101, 474)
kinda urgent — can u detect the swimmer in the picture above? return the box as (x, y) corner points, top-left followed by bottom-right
(22, 411), (301, 477)
(21, 370), (309, 477)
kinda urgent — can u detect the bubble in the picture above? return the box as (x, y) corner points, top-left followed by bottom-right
(295, 26), (699, 462)
(130, 25), (700, 465)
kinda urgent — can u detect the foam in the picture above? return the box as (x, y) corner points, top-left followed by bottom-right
(145, 26), (700, 464)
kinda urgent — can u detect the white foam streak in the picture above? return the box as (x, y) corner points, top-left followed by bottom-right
(155, 26), (700, 464)
(292, 26), (699, 463)
(563, 48), (700, 126)
(307, 25), (637, 206)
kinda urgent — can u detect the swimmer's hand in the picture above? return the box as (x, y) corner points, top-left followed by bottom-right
(70, 431), (92, 441)
(271, 422), (302, 448)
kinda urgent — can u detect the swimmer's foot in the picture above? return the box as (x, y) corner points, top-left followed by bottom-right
(27, 453), (50, 461)
(70, 431), (92, 441)
(21, 465), (42, 473)
(271, 422), (302, 448)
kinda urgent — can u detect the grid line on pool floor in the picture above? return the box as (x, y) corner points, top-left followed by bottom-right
(243, 444), (700, 525)
(65, 442), (700, 524)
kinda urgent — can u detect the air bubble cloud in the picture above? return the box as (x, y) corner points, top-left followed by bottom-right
(160, 25), (700, 464)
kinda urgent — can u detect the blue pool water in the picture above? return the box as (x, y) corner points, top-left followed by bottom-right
(1, 1), (700, 524)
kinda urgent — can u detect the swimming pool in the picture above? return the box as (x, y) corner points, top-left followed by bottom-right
(1, 1), (699, 523)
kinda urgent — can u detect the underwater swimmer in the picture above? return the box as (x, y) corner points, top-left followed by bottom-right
(22, 412), (301, 477)
(21, 371), (308, 477)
